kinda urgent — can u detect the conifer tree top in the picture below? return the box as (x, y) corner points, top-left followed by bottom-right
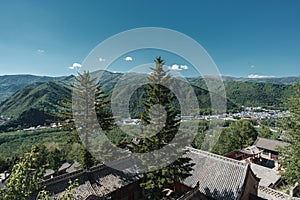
(155, 56), (165, 70)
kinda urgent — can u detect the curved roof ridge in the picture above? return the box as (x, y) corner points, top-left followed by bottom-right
(255, 137), (289, 144)
(184, 147), (253, 200)
(186, 146), (248, 167)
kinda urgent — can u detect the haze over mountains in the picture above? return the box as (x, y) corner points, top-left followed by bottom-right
(0, 71), (298, 131)
(221, 75), (300, 85)
(1, 72), (299, 104)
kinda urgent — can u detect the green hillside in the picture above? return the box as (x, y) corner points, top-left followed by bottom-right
(127, 81), (238, 118)
(188, 77), (295, 108)
(0, 74), (66, 103)
(0, 81), (71, 131)
(224, 81), (294, 108)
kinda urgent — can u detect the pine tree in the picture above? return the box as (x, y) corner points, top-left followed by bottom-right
(279, 83), (300, 185)
(78, 146), (97, 169)
(95, 84), (115, 131)
(47, 148), (63, 171)
(72, 71), (99, 149)
(72, 71), (115, 168)
(134, 57), (194, 200)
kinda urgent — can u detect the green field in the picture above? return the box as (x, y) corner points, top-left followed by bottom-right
(0, 128), (74, 159)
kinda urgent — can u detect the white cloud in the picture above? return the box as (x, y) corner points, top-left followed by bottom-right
(169, 64), (181, 71)
(248, 74), (275, 79)
(180, 65), (188, 70)
(37, 49), (45, 54)
(99, 57), (106, 62)
(68, 62), (82, 70)
(124, 56), (133, 61)
(250, 65), (255, 68)
(168, 64), (189, 71)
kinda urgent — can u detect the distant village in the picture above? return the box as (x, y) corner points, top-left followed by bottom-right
(0, 107), (289, 132)
(120, 107), (289, 125)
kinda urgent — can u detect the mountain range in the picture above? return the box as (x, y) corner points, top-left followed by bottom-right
(0, 71), (298, 131)
(0, 74), (69, 103)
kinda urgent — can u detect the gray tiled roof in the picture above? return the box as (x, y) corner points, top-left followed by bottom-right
(52, 173), (129, 199)
(58, 162), (71, 171)
(240, 145), (263, 155)
(254, 137), (289, 152)
(250, 163), (280, 187)
(66, 161), (80, 173)
(184, 147), (250, 200)
(44, 169), (55, 177)
(36, 165), (140, 200)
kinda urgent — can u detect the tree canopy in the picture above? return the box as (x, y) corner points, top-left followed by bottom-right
(133, 57), (194, 199)
(212, 119), (258, 155)
(279, 83), (300, 185)
(0, 146), (47, 200)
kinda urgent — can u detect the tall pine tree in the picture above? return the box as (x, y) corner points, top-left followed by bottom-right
(71, 71), (115, 168)
(95, 84), (115, 131)
(72, 71), (98, 149)
(134, 57), (194, 200)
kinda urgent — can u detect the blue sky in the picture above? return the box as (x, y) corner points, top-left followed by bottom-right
(0, 0), (300, 77)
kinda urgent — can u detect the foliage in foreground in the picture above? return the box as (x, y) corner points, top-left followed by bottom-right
(0, 146), (46, 200)
(279, 83), (300, 185)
